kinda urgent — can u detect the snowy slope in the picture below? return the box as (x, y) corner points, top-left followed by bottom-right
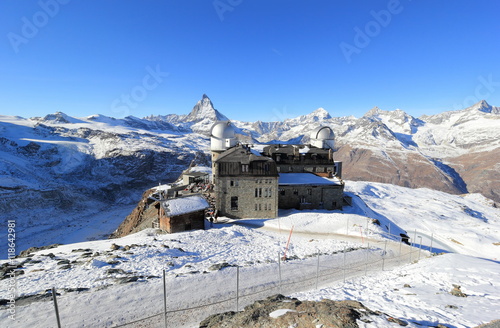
(0, 112), (211, 258)
(1, 181), (499, 327)
(293, 253), (500, 328)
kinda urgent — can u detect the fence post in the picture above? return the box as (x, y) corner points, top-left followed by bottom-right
(52, 287), (61, 328)
(278, 252), (282, 294)
(236, 266), (240, 312)
(342, 246), (346, 284)
(315, 253), (320, 289)
(163, 269), (167, 328)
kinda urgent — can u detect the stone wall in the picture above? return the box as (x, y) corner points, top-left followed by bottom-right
(216, 176), (278, 219)
(160, 210), (205, 233)
(278, 184), (344, 210)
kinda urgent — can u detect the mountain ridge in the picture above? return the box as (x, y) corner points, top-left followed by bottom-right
(1, 94), (499, 255)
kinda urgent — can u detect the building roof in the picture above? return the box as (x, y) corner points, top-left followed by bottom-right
(183, 171), (208, 177)
(163, 195), (209, 217)
(216, 144), (271, 164)
(278, 173), (341, 186)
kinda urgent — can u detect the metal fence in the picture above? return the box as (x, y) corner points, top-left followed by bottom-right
(41, 236), (430, 328)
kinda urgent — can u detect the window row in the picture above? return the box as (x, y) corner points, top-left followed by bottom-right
(255, 187), (273, 198)
(256, 179), (273, 184)
(255, 203), (273, 211)
(278, 188), (313, 196)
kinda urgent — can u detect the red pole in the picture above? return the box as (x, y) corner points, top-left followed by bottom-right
(283, 225), (294, 260)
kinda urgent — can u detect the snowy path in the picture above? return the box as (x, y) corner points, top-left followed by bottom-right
(6, 231), (420, 328)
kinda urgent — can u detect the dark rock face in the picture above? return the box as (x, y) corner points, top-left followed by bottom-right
(199, 294), (398, 328)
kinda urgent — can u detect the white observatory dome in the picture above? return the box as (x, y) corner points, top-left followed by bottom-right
(210, 121), (235, 139)
(310, 126), (335, 140)
(310, 126), (335, 149)
(210, 121), (236, 151)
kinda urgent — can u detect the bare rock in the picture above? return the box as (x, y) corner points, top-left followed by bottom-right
(450, 284), (467, 297)
(199, 294), (383, 328)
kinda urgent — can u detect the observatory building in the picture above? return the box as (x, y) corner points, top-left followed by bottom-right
(210, 121), (344, 219)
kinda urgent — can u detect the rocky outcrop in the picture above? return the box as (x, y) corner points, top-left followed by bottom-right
(110, 188), (160, 238)
(199, 294), (406, 328)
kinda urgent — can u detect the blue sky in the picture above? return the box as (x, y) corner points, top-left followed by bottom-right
(1, 0), (499, 122)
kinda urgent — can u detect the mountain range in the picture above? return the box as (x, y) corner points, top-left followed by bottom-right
(1, 94), (499, 253)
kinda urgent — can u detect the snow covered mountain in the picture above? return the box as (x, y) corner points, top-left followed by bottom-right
(0, 111), (211, 255)
(146, 94), (228, 135)
(1, 94), (499, 255)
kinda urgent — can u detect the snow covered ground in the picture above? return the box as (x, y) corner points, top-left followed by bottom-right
(294, 254), (500, 328)
(1, 181), (499, 327)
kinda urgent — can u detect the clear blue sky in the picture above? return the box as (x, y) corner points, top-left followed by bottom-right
(1, 0), (499, 122)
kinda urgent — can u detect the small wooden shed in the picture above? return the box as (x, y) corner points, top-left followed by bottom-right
(159, 195), (209, 233)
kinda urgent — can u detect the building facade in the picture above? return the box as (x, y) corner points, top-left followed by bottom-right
(214, 144), (279, 219)
(211, 122), (345, 219)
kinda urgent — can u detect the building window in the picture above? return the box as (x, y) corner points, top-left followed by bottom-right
(277, 167), (281, 172)
(255, 188), (262, 197)
(279, 188), (285, 196)
(293, 189), (298, 195)
(258, 203), (261, 211)
(241, 164), (249, 173)
(300, 196), (306, 204)
(230, 180), (239, 187)
(231, 197), (238, 211)
(255, 203), (258, 211)
(307, 188), (312, 195)
(268, 188), (272, 197)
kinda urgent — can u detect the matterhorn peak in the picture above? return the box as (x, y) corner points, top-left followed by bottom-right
(186, 94), (229, 122)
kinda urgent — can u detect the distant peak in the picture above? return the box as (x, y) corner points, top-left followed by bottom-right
(186, 94), (229, 122)
(466, 99), (493, 113)
(309, 107), (331, 119)
(364, 106), (383, 117)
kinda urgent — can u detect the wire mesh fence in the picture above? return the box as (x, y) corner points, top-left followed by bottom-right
(38, 237), (429, 328)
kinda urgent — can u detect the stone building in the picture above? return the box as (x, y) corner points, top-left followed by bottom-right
(278, 173), (344, 210)
(159, 195), (209, 233)
(211, 121), (345, 219)
(262, 126), (342, 178)
(213, 144), (279, 219)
